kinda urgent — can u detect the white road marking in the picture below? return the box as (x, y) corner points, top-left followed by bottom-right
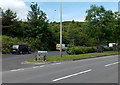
(51, 64), (55, 65)
(56, 63), (61, 65)
(40, 65), (45, 67)
(53, 69), (92, 82)
(72, 55), (118, 62)
(105, 62), (119, 67)
(10, 69), (24, 72)
(33, 66), (39, 68)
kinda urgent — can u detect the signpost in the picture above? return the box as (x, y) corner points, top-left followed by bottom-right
(35, 51), (48, 61)
(37, 51), (47, 55)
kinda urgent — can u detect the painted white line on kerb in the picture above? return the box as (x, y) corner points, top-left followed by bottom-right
(10, 69), (24, 72)
(105, 62), (119, 67)
(53, 69), (92, 82)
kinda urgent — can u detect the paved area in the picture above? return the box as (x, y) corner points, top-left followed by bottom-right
(2, 55), (119, 83)
(2, 51), (66, 71)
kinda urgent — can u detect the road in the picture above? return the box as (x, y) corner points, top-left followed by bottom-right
(2, 51), (66, 71)
(2, 55), (119, 83)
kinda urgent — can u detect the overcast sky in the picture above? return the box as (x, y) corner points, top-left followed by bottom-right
(0, 0), (119, 22)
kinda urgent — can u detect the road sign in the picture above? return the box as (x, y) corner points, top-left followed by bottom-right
(35, 51), (48, 61)
(37, 51), (47, 55)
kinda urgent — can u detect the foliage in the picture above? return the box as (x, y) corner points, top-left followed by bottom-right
(2, 35), (27, 54)
(2, 8), (17, 25)
(49, 21), (90, 46)
(2, 9), (18, 36)
(103, 47), (113, 51)
(112, 12), (120, 43)
(66, 46), (97, 55)
(85, 5), (115, 46)
(1, 3), (120, 54)
(27, 3), (48, 28)
(27, 3), (55, 50)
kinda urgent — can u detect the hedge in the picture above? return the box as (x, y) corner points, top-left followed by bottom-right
(103, 47), (113, 51)
(2, 35), (27, 54)
(66, 46), (97, 55)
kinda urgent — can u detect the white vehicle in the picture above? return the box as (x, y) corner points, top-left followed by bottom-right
(56, 44), (68, 50)
(109, 43), (118, 47)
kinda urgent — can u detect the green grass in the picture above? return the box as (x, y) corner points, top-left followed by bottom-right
(27, 51), (119, 63)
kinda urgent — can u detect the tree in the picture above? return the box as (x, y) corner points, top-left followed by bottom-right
(27, 2), (55, 50)
(2, 9), (17, 36)
(27, 2), (48, 28)
(2, 9), (17, 26)
(85, 5), (115, 52)
(112, 12), (120, 44)
(85, 5), (114, 46)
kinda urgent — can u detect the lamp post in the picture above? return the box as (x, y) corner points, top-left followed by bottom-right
(60, 1), (62, 57)
(53, 10), (56, 22)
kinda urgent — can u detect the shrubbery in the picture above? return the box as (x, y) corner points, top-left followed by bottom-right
(66, 46), (97, 55)
(2, 35), (54, 54)
(2, 35), (56, 54)
(2, 35), (27, 54)
(103, 47), (113, 51)
(66, 46), (116, 55)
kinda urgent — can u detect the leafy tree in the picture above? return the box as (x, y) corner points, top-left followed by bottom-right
(2, 9), (17, 36)
(27, 2), (48, 28)
(112, 12), (120, 44)
(2, 9), (17, 25)
(85, 5), (114, 46)
(49, 21), (91, 47)
(66, 22), (89, 46)
(27, 2), (55, 50)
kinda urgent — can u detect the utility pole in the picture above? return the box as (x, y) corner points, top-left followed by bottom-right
(60, 0), (62, 57)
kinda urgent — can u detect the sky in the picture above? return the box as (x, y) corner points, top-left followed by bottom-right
(0, 0), (119, 22)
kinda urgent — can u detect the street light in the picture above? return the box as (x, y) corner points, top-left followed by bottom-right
(53, 10), (56, 22)
(60, 1), (62, 57)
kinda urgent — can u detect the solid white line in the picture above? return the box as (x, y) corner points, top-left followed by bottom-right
(51, 64), (55, 65)
(10, 69), (24, 72)
(53, 69), (92, 82)
(105, 62), (119, 67)
(40, 65), (45, 67)
(56, 63), (61, 65)
(33, 66), (39, 68)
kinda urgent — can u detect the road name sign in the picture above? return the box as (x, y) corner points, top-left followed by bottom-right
(37, 51), (48, 55)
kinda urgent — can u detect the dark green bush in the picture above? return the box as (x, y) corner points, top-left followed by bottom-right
(66, 46), (97, 55)
(1, 35), (54, 54)
(103, 47), (113, 51)
(2, 35), (28, 54)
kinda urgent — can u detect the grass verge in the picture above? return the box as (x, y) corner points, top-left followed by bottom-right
(27, 51), (119, 63)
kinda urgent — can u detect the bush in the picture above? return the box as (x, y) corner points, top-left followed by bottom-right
(2, 35), (28, 54)
(66, 46), (97, 55)
(103, 47), (113, 51)
(2, 35), (55, 54)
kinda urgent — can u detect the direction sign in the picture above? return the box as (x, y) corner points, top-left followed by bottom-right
(37, 51), (48, 55)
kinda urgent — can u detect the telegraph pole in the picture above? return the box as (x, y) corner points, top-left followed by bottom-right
(60, 1), (62, 57)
